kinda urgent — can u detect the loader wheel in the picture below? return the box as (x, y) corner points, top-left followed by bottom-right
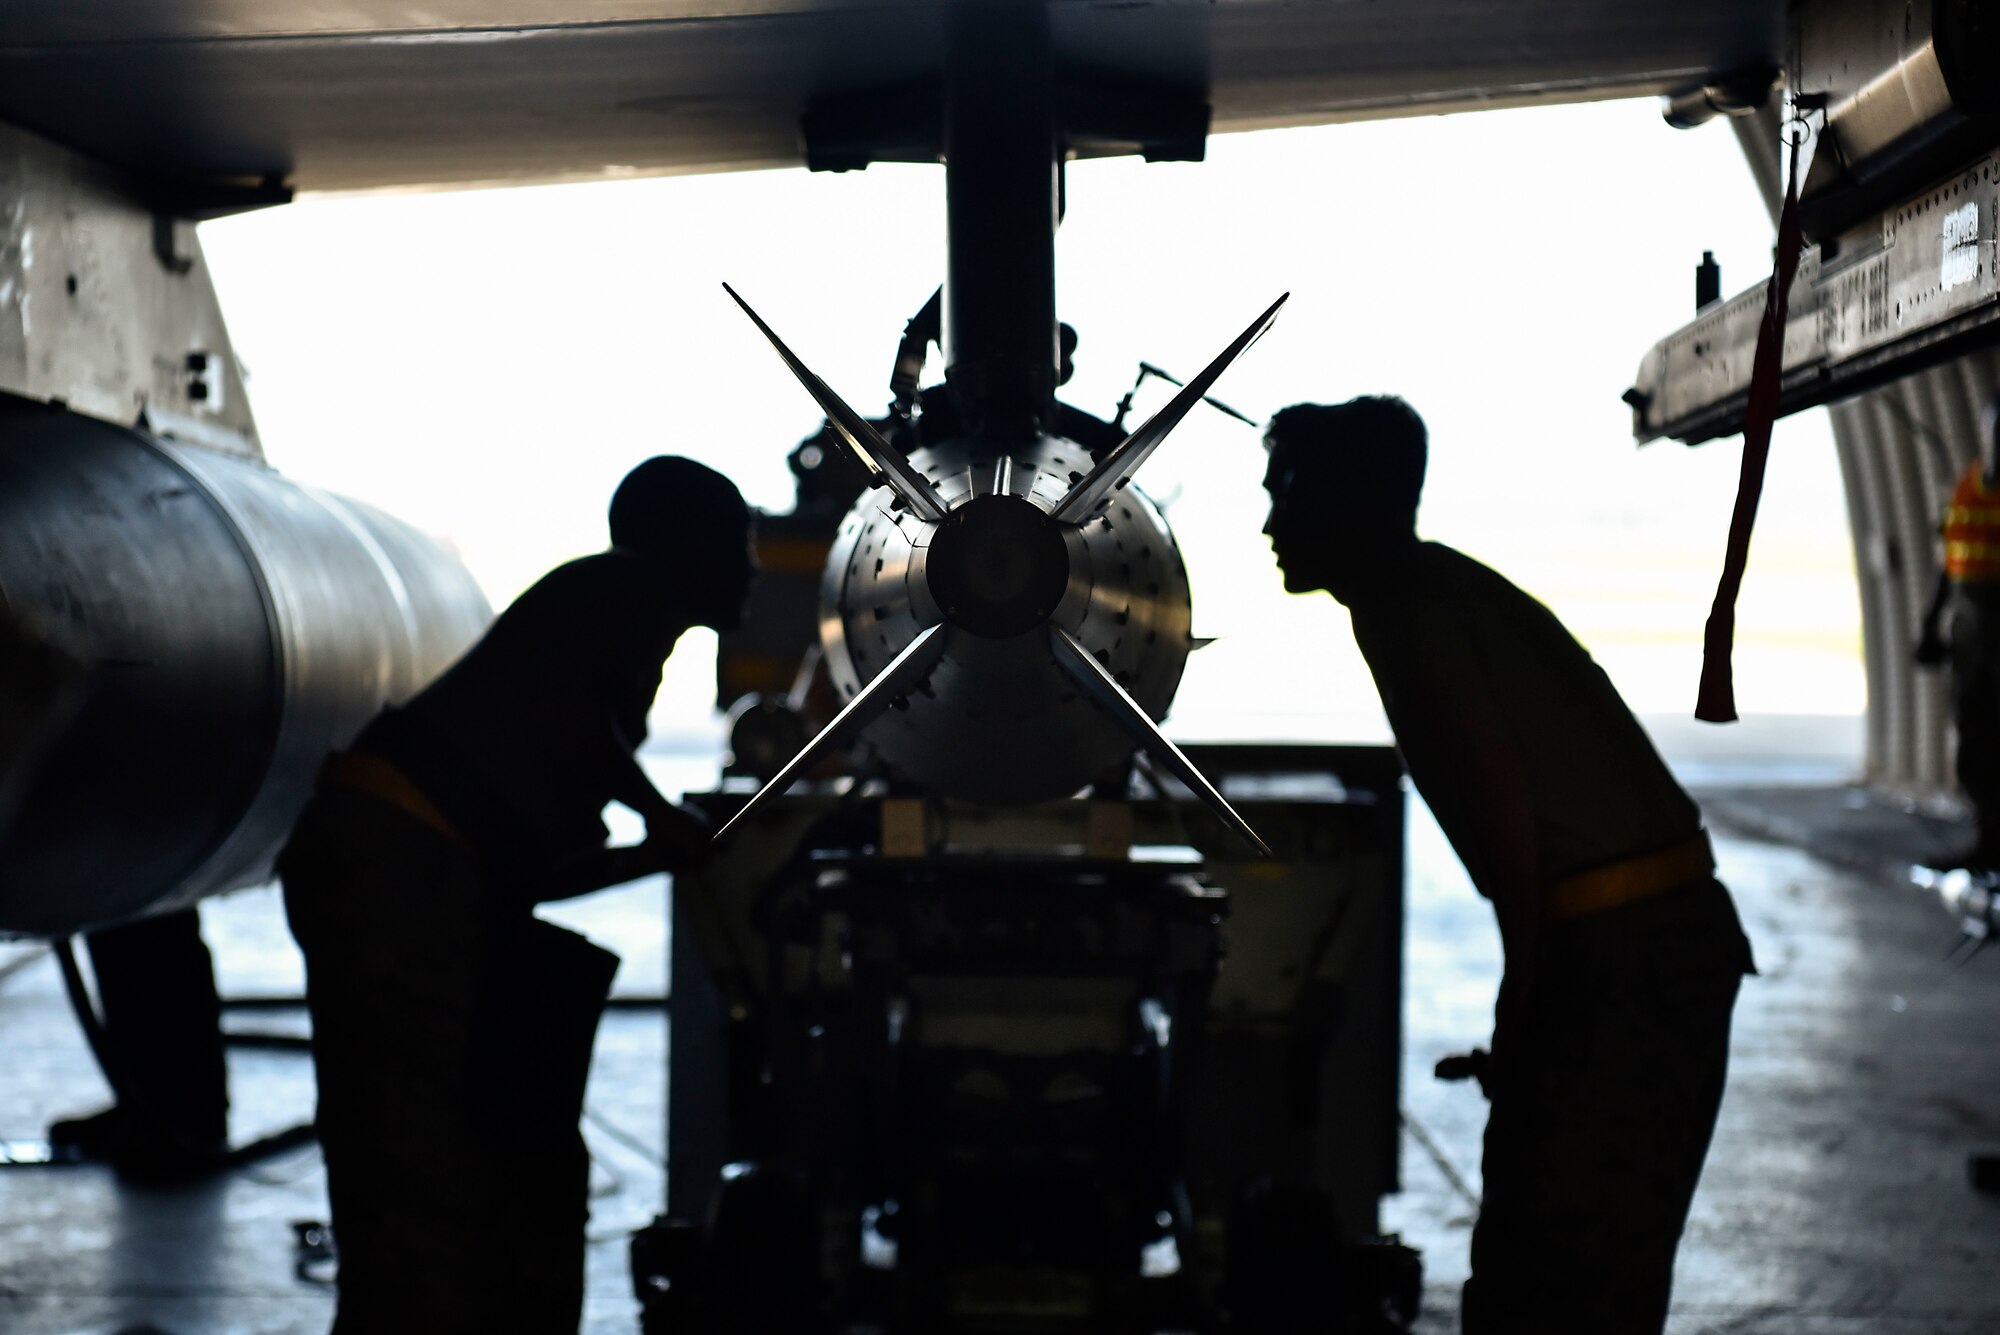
(1344, 1235), (1422, 1332)
(632, 1216), (699, 1334)
(705, 1164), (822, 1334)
(1225, 1179), (1347, 1333)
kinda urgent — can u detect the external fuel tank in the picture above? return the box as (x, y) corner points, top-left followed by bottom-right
(0, 395), (490, 936)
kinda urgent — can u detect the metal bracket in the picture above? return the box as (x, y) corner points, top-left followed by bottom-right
(802, 69), (1208, 173)
(1630, 150), (2000, 445)
(0, 120), (265, 457)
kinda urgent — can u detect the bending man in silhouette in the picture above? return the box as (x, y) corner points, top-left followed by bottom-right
(1915, 396), (2000, 868)
(1261, 399), (1753, 1335)
(280, 456), (754, 1334)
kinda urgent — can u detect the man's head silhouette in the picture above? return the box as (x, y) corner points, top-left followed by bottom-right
(1982, 394), (2000, 487)
(1262, 396), (1427, 603)
(610, 456), (756, 631)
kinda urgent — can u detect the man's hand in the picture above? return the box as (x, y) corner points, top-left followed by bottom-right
(536, 817), (709, 903)
(1916, 569), (1953, 669)
(641, 802), (712, 873)
(1434, 1048), (1493, 1100)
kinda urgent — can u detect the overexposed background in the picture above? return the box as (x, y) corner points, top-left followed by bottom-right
(202, 96), (1861, 751)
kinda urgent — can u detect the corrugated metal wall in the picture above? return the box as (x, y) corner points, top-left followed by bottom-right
(1733, 113), (2000, 798)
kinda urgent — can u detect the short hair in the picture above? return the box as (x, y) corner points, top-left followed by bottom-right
(1057, 322), (1079, 387)
(608, 456), (749, 556)
(1265, 396), (1428, 519)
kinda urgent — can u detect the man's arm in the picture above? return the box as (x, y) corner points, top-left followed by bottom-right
(536, 843), (668, 903)
(601, 728), (674, 822)
(598, 732), (711, 859)
(525, 733), (710, 903)
(1918, 478), (1962, 668)
(1916, 568), (1952, 668)
(536, 835), (703, 903)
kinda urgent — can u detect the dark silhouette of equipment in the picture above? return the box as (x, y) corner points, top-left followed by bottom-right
(1112, 360), (1261, 434)
(638, 12), (1415, 1332)
(1695, 250), (1722, 310)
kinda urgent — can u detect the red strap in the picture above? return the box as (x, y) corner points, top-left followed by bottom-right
(1695, 137), (1807, 724)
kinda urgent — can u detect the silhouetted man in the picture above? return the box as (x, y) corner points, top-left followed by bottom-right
(280, 456), (754, 1334)
(1915, 396), (2000, 869)
(1, 608), (229, 1178)
(1261, 398), (1754, 1335)
(47, 909), (231, 1177)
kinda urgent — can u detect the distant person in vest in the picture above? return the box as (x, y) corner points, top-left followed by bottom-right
(280, 456), (755, 1335)
(1915, 395), (2000, 870)
(1259, 397), (1755, 1335)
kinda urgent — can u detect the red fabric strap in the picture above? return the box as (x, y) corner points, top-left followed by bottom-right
(1695, 137), (1807, 724)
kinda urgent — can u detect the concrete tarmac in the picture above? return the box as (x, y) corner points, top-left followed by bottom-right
(1, 730), (1995, 1333)
(0, 882), (666, 1334)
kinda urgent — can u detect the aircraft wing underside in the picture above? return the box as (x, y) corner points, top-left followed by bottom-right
(0, 1), (1782, 197)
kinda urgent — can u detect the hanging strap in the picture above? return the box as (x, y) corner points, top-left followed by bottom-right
(1695, 131), (1807, 723)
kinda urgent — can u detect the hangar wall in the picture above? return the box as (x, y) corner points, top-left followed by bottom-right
(1732, 113), (2000, 800)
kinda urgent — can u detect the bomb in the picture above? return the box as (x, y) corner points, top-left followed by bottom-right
(715, 286), (1283, 854)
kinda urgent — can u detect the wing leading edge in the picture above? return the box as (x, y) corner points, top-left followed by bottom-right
(0, 1), (1783, 195)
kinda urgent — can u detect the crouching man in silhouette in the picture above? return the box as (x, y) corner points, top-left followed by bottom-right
(1260, 398), (1753, 1335)
(281, 456), (754, 1334)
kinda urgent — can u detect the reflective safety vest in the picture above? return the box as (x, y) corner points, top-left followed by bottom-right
(1945, 461), (2000, 583)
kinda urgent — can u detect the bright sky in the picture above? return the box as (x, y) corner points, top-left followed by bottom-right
(201, 96), (1862, 746)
